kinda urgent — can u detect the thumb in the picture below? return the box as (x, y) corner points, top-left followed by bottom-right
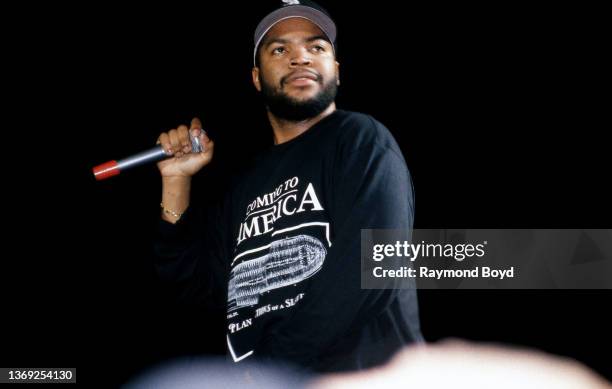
(190, 117), (202, 130)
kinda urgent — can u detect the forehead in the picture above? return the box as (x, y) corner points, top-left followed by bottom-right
(262, 17), (327, 44)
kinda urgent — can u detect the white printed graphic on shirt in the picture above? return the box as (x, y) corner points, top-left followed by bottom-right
(236, 176), (324, 246)
(227, 234), (326, 312)
(227, 176), (330, 362)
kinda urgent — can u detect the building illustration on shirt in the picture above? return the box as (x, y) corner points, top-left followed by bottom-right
(227, 234), (327, 311)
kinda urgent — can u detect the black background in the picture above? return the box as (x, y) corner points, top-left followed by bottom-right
(4, 1), (610, 386)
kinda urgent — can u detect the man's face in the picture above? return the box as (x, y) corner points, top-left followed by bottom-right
(252, 18), (340, 121)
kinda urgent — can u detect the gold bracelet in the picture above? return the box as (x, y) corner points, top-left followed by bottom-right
(160, 203), (184, 219)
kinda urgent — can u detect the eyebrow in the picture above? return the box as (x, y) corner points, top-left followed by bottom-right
(306, 35), (330, 44)
(263, 35), (331, 49)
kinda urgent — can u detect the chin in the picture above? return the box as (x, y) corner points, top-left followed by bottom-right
(288, 91), (318, 101)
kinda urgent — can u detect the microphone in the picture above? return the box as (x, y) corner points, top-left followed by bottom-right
(92, 132), (204, 181)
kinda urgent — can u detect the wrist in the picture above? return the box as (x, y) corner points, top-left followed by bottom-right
(161, 176), (191, 225)
(161, 176), (190, 199)
(162, 175), (192, 188)
(160, 202), (185, 223)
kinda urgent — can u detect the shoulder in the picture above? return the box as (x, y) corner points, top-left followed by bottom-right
(332, 110), (404, 159)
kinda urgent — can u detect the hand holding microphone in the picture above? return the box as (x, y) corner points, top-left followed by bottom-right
(156, 117), (214, 178)
(157, 118), (213, 224)
(92, 117), (214, 180)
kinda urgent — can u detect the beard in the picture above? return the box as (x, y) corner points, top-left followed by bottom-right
(259, 72), (338, 121)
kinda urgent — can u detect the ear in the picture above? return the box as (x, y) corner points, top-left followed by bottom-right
(335, 61), (341, 86)
(252, 67), (262, 92)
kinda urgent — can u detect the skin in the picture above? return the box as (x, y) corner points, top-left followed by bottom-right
(157, 17), (339, 223)
(252, 18), (340, 144)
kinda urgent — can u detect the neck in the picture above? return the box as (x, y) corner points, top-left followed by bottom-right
(268, 103), (336, 145)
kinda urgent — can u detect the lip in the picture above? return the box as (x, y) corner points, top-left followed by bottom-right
(284, 71), (319, 85)
(287, 78), (317, 86)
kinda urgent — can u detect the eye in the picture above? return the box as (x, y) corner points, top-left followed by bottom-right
(311, 45), (325, 53)
(272, 47), (286, 55)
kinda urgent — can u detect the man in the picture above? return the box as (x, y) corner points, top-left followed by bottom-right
(154, 0), (423, 372)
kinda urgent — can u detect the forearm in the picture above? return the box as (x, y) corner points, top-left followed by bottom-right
(161, 176), (192, 223)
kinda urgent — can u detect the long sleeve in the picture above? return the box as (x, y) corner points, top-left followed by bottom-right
(153, 196), (229, 313)
(256, 136), (419, 370)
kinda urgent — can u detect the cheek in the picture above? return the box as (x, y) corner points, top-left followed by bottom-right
(320, 61), (338, 80)
(261, 69), (283, 87)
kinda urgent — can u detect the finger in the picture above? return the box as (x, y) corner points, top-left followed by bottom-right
(193, 130), (211, 154)
(207, 139), (214, 151)
(199, 129), (211, 144)
(177, 125), (191, 153)
(201, 138), (214, 154)
(168, 129), (181, 153)
(158, 133), (173, 155)
(190, 117), (202, 130)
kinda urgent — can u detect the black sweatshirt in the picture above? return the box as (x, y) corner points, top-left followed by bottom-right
(153, 109), (424, 372)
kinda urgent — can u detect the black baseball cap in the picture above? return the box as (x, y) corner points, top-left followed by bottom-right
(253, 0), (337, 66)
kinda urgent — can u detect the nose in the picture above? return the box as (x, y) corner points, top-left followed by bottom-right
(290, 47), (312, 67)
